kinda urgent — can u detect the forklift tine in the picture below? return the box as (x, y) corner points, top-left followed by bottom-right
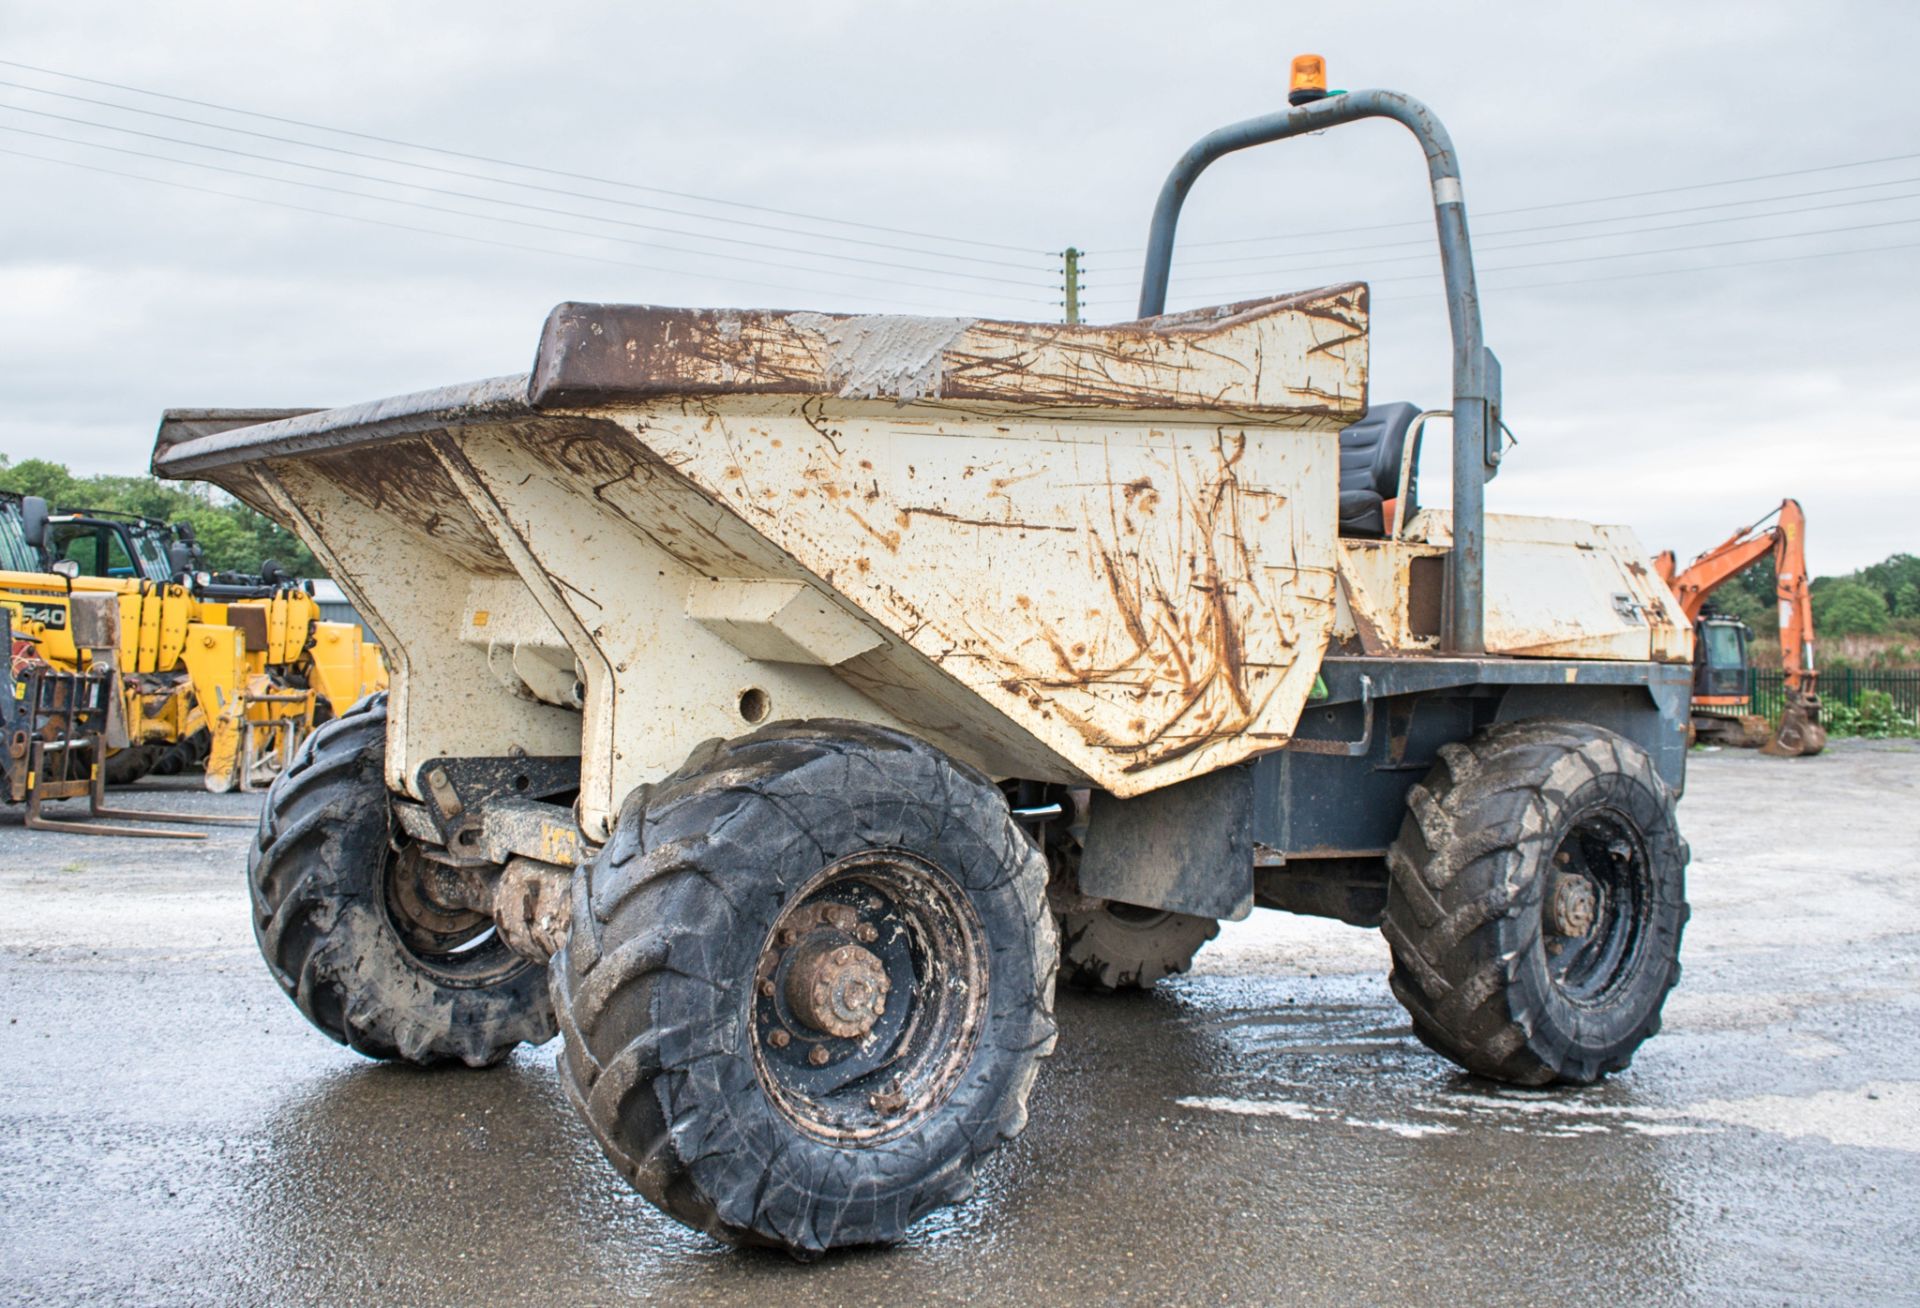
(25, 809), (207, 840)
(88, 763), (251, 827)
(27, 778), (206, 840)
(92, 800), (251, 828)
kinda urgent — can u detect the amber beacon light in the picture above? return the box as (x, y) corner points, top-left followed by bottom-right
(1288, 53), (1328, 105)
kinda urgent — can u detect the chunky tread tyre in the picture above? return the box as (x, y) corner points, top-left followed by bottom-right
(553, 720), (1057, 1256)
(249, 692), (556, 1066)
(1382, 718), (1689, 1086)
(1059, 904), (1218, 991)
(153, 730), (210, 777)
(103, 744), (159, 786)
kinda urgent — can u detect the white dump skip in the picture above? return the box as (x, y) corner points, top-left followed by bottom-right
(152, 286), (1682, 841)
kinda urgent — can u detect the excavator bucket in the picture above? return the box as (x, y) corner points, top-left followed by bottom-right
(1764, 688), (1827, 757)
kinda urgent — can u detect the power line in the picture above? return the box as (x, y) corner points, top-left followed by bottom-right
(0, 58), (1047, 256)
(1162, 174), (1920, 272)
(0, 122), (1058, 306)
(1083, 215), (1920, 310)
(0, 145), (995, 314)
(1371, 237), (1920, 304)
(1382, 214), (1920, 283)
(1101, 235), (1920, 318)
(1158, 187), (1920, 289)
(1089, 149), (1920, 255)
(0, 77), (1051, 274)
(0, 102), (1056, 293)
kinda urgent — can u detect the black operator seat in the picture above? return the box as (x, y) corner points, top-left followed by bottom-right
(1337, 401), (1422, 537)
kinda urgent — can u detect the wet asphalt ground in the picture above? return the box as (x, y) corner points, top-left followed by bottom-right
(2, 742), (1917, 1306)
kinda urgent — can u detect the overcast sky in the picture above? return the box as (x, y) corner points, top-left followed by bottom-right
(3, 1), (1916, 574)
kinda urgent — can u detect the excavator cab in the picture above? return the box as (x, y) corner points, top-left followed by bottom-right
(1693, 613), (1750, 701)
(1690, 612), (1769, 746)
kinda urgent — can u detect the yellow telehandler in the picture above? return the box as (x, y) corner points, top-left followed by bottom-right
(24, 473), (386, 791)
(1, 491), (228, 836)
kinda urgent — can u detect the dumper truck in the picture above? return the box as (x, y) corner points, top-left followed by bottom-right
(153, 75), (1693, 1256)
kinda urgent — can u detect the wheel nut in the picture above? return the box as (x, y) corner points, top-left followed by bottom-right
(855, 923), (878, 944)
(808, 1045), (831, 1066)
(759, 979), (776, 997)
(767, 1029), (790, 1049)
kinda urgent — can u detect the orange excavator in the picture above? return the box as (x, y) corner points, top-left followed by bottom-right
(1655, 498), (1824, 756)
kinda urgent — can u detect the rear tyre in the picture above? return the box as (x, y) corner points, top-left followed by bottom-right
(249, 692), (555, 1066)
(103, 745), (159, 786)
(1059, 903), (1218, 991)
(153, 729), (209, 776)
(552, 721), (1057, 1255)
(1381, 719), (1688, 1086)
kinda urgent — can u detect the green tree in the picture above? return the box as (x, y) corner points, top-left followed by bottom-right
(1895, 580), (1920, 619)
(0, 457), (80, 505)
(1815, 581), (1891, 635)
(1707, 554), (1780, 633)
(1861, 553), (1920, 609)
(1704, 582), (1770, 633)
(0, 454), (322, 577)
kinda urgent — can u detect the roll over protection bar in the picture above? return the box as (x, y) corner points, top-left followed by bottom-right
(1136, 89), (1500, 655)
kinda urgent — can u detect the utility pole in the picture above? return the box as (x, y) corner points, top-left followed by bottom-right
(1062, 247), (1082, 324)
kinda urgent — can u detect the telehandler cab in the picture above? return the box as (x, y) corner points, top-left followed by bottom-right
(155, 70), (1693, 1255)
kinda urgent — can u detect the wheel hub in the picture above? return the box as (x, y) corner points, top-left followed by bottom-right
(1548, 872), (1598, 938)
(786, 938), (891, 1038)
(1541, 809), (1652, 1006)
(378, 843), (528, 987)
(749, 851), (988, 1143)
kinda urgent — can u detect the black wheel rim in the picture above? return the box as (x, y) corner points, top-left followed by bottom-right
(750, 850), (988, 1144)
(379, 843), (530, 988)
(1542, 807), (1650, 1004)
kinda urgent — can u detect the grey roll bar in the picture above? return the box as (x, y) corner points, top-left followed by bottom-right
(1136, 89), (1500, 655)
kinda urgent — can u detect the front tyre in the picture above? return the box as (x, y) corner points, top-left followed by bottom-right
(248, 693), (556, 1066)
(1382, 719), (1688, 1086)
(552, 721), (1057, 1256)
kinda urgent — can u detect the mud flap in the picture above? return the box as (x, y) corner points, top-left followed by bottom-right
(1076, 766), (1254, 921)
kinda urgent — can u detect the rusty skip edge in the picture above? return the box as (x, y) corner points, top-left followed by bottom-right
(152, 376), (536, 479)
(525, 285), (1366, 409)
(151, 285), (1369, 479)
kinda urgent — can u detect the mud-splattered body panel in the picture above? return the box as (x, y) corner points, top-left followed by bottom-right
(152, 287), (1684, 843)
(620, 401), (1340, 782)
(157, 291), (1370, 837)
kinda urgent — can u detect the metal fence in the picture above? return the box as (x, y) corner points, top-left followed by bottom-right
(1744, 668), (1920, 721)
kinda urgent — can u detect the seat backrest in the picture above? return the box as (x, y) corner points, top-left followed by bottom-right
(1338, 402), (1422, 504)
